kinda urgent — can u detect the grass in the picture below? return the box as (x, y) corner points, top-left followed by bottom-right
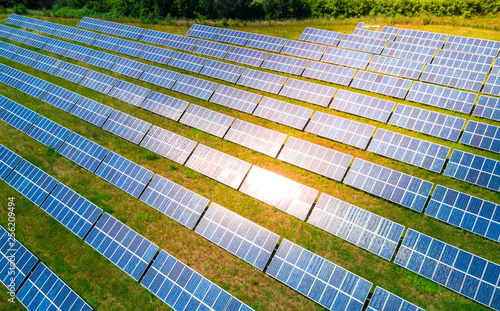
(0, 11), (499, 311)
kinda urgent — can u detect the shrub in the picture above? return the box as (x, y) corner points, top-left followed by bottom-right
(13, 4), (27, 14)
(145, 151), (159, 160)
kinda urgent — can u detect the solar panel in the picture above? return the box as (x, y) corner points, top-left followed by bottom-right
(63, 44), (93, 62)
(25, 116), (71, 150)
(85, 213), (158, 280)
(70, 96), (114, 127)
(23, 33), (52, 49)
(33, 54), (63, 75)
(0, 102), (39, 133)
(445, 149), (500, 192)
(85, 50), (119, 70)
(301, 61), (355, 86)
(171, 74), (218, 101)
(179, 104), (234, 138)
(0, 94), (12, 111)
(329, 89), (395, 123)
(253, 97), (313, 130)
(114, 24), (145, 40)
(395, 29), (447, 48)
(261, 53), (309, 76)
(195, 202), (279, 270)
(281, 40), (327, 61)
(461, 121), (500, 153)
(344, 158), (433, 212)
(0, 42), (20, 59)
(140, 172), (209, 228)
(368, 128), (450, 173)
(167, 52), (207, 73)
(5, 14), (23, 26)
(139, 29), (171, 45)
(12, 48), (42, 67)
(92, 34), (122, 51)
(0, 226), (38, 291)
(185, 144), (251, 189)
(95, 152), (154, 198)
(432, 49), (495, 73)
(110, 57), (148, 79)
(55, 62), (89, 84)
(308, 193), (405, 260)
(139, 65), (180, 89)
(305, 112), (376, 149)
(444, 35), (500, 57)
(321, 46), (372, 70)
(79, 70), (118, 94)
(42, 38), (71, 55)
(58, 132), (109, 173)
(224, 46), (268, 67)
(7, 28), (30, 43)
(267, 239), (372, 311)
(0, 66), (29, 88)
(278, 137), (353, 181)
(367, 287), (426, 311)
(338, 34), (387, 54)
(17, 262), (92, 311)
(141, 249), (246, 311)
(210, 84), (261, 114)
(77, 16), (101, 30)
(394, 229), (500, 310)
(102, 110), (152, 145)
(388, 104), (465, 142)
(200, 59), (244, 84)
(32, 20), (58, 35)
(138, 45), (175, 64)
(164, 34), (199, 51)
(406, 82), (477, 114)
(194, 39), (232, 59)
(367, 55), (425, 80)
(473, 95), (500, 121)
(41, 182), (103, 239)
(52, 24), (78, 40)
(72, 28), (100, 45)
(140, 91), (188, 121)
(97, 20), (122, 34)
(114, 39), (147, 58)
(224, 119), (287, 157)
(279, 78), (336, 107)
(351, 71), (412, 99)
(214, 28), (252, 46)
(236, 69), (287, 94)
(245, 33), (287, 52)
(427, 185), (500, 243)
(489, 56), (500, 75)
(0, 143), (21, 180)
(420, 64), (487, 92)
(299, 27), (343, 46)
(108, 80), (150, 106)
(0, 25), (13, 38)
(142, 118), (195, 161)
(5, 159), (58, 206)
(187, 24), (220, 39)
(17, 75), (53, 100)
(353, 26), (399, 41)
(483, 74), (500, 96)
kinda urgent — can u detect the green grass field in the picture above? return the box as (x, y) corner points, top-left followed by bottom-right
(0, 11), (499, 311)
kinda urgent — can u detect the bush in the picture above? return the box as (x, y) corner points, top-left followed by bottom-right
(13, 4), (27, 14)
(46, 146), (61, 157)
(145, 151), (159, 160)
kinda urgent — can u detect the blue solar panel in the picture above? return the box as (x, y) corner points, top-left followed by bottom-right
(308, 193), (405, 261)
(42, 38), (71, 55)
(93, 34), (122, 51)
(343, 158), (433, 212)
(85, 50), (119, 70)
(300, 27), (343, 46)
(0, 226), (38, 291)
(79, 70), (118, 94)
(108, 80), (150, 106)
(0, 102), (39, 133)
(41, 85), (81, 112)
(41, 183), (103, 239)
(215, 28), (252, 46)
(33, 54), (63, 75)
(187, 24), (220, 39)
(7, 28), (30, 44)
(321, 46), (372, 70)
(0, 94), (12, 112)
(420, 64), (487, 92)
(23, 33), (52, 49)
(139, 65), (181, 89)
(473, 95), (500, 122)
(426, 185), (500, 243)
(461, 121), (500, 153)
(267, 239), (372, 311)
(70, 96), (114, 127)
(5, 13), (23, 26)
(245, 33), (287, 52)
(394, 229), (500, 311)
(210, 85), (261, 114)
(281, 40), (327, 61)
(367, 55), (425, 80)
(172, 74), (218, 101)
(0, 143), (21, 181)
(140, 91), (188, 121)
(114, 24), (146, 40)
(72, 28), (100, 45)
(338, 34), (387, 54)
(140, 125), (196, 165)
(85, 213), (158, 280)
(17, 75), (53, 100)
(12, 48), (42, 67)
(330, 89), (395, 123)
(179, 104), (234, 138)
(483, 74), (500, 96)
(0, 42), (20, 59)
(102, 110), (152, 145)
(138, 45), (175, 64)
(302, 61), (355, 86)
(64, 44), (94, 62)
(261, 53), (309, 76)
(164, 34), (199, 51)
(114, 39), (147, 58)
(432, 49), (495, 73)
(195, 202), (280, 270)
(194, 39), (231, 59)
(140, 29), (171, 45)
(444, 35), (500, 57)
(5, 159), (58, 206)
(236, 68), (287, 94)
(0, 66), (29, 88)
(25, 116), (71, 150)
(168, 52), (207, 73)
(140, 173), (208, 229)
(279, 78), (336, 107)
(200, 60), (244, 84)
(351, 71), (412, 99)
(367, 287), (426, 311)
(444, 149), (500, 192)
(395, 29), (447, 48)
(0, 25), (14, 38)
(58, 132), (109, 173)
(225, 46), (267, 67)
(55, 62), (89, 84)
(253, 97), (313, 130)
(52, 24), (78, 40)
(110, 57), (148, 79)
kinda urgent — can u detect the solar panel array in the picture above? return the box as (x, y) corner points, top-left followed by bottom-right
(473, 95), (500, 122)
(321, 46), (372, 69)
(460, 121), (500, 153)
(17, 75), (53, 100)
(329, 89), (395, 123)
(34, 54), (63, 75)
(110, 57), (148, 79)
(308, 193), (405, 260)
(351, 71), (412, 99)
(279, 78), (336, 107)
(140, 29), (171, 45)
(58, 132), (109, 173)
(426, 185), (500, 242)
(368, 129), (450, 173)
(79, 69), (118, 93)
(302, 61), (356, 86)
(343, 158), (433, 212)
(266, 239), (372, 311)
(102, 110), (152, 145)
(225, 46), (267, 67)
(168, 52), (207, 73)
(195, 202), (280, 270)
(163, 34), (199, 51)
(261, 53), (309, 76)
(140, 92), (187, 122)
(25, 116), (71, 150)
(420, 64), (487, 92)
(484, 74), (500, 96)
(367, 287), (426, 311)
(42, 84), (81, 112)
(367, 55), (425, 80)
(187, 24), (220, 40)
(444, 35), (500, 57)
(245, 33), (287, 52)
(200, 59), (244, 83)
(108, 80), (150, 106)
(0, 66), (29, 88)
(139, 125), (197, 164)
(55, 62), (89, 84)
(179, 104), (234, 138)
(85, 213), (159, 281)
(114, 40), (146, 59)
(338, 34), (387, 54)
(138, 45), (174, 64)
(432, 49), (495, 73)
(210, 85), (261, 114)
(395, 29), (447, 48)
(0, 143), (21, 180)
(444, 149), (500, 192)
(172, 74), (218, 101)
(394, 229), (500, 311)
(194, 39), (232, 59)
(0, 101), (39, 133)
(139, 65), (180, 89)
(299, 27), (344, 46)
(236, 69), (287, 94)
(281, 40), (327, 61)
(253, 97), (313, 130)
(215, 28), (252, 46)
(240, 166), (318, 220)
(93, 34), (122, 50)
(70, 96), (114, 127)
(139, 174), (209, 229)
